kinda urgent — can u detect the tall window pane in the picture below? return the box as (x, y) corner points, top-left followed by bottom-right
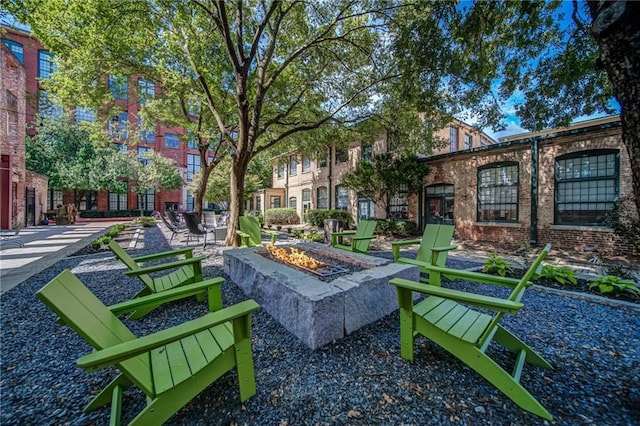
(477, 163), (519, 222)
(165, 133), (180, 149)
(75, 107), (95, 122)
(108, 112), (129, 139)
(137, 78), (155, 104)
(555, 150), (619, 225)
(137, 146), (151, 165)
(289, 156), (298, 176)
(38, 50), (56, 78)
(317, 186), (328, 209)
(335, 185), (348, 210)
(109, 187), (128, 211)
(3, 39), (23, 63)
(187, 153), (200, 182)
(108, 75), (128, 100)
(288, 197), (297, 209)
(449, 127), (458, 152)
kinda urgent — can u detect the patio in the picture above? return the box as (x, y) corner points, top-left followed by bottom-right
(1, 225), (638, 425)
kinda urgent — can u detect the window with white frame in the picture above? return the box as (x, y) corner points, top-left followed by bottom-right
(288, 196), (297, 209)
(187, 153), (200, 182)
(38, 50), (56, 78)
(317, 186), (328, 209)
(165, 133), (180, 149)
(389, 183), (408, 219)
(255, 195), (262, 212)
(3, 39), (23, 63)
(449, 127), (458, 152)
(270, 195), (281, 208)
(277, 164), (285, 179)
(289, 156), (298, 176)
(335, 185), (348, 210)
(464, 133), (472, 150)
(318, 150), (328, 168)
(477, 162), (519, 222)
(555, 150), (619, 225)
(302, 156), (311, 172)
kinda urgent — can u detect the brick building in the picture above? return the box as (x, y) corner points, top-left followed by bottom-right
(2, 25), (213, 218)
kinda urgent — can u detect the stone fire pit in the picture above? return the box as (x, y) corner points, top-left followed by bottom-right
(223, 242), (418, 349)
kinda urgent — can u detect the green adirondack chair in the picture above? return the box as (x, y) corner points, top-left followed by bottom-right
(236, 216), (277, 247)
(37, 269), (259, 426)
(390, 243), (553, 420)
(108, 240), (213, 318)
(330, 219), (378, 254)
(391, 224), (457, 284)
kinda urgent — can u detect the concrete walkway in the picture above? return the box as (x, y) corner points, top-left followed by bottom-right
(0, 222), (121, 295)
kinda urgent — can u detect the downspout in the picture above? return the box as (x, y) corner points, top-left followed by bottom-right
(530, 138), (538, 245)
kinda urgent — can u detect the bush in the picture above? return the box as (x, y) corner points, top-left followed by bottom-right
(306, 209), (353, 228)
(603, 194), (640, 254)
(588, 275), (640, 299)
(482, 253), (514, 277)
(135, 216), (157, 227)
(533, 264), (578, 285)
(374, 219), (418, 237)
(264, 208), (300, 225)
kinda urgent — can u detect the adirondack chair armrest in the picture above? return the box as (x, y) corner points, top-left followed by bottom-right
(262, 230), (278, 243)
(390, 278), (524, 314)
(124, 256), (206, 276)
(78, 299), (260, 372)
(236, 230), (251, 246)
(352, 235), (375, 241)
(431, 244), (458, 253)
(108, 278), (225, 316)
(426, 265), (529, 288)
(332, 230), (356, 237)
(391, 239), (422, 260)
(132, 247), (195, 263)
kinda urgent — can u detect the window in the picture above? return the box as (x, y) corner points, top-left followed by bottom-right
(165, 133), (180, 149)
(114, 143), (128, 153)
(187, 153), (200, 182)
(477, 162), (519, 222)
(48, 189), (63, 210)
(302, 189), (311, 203)
(108, 75), (128, 100)
(108, 112), (129, 139)
(38, 50), (56, 78)
(335, 146), (348, 164)
(555, 150), (619, 225)
(75, 107), (95, 123)
(2, 39), (23, 63)
(317, 186), (328, 209)
(80, 191), (98, 211)
(138, 116), (155, 142)
(302, 156), (311, 172)
(137, 78), (155, 104)
(288, 197), (297, 209)
(335, 185), (348, 210)
(449, 127), (458, 152)
(255, 195), (262, 212)
(186, 191), (195, 211)
(464, 133), (472, 150)
(270, 196), (281, 208)
(289, 156), (298, 176)
(277, 164), (285, 179)
(109, 187), (128, 211)
(389, 183), (408, 219)
(362, 142), (373, 162)
(137, 146), (151, 165)
(138, 189), (155, 211)
(318, 150), (328, 168)
(187, 137), (198, 149)
(38, 90), (63, 118)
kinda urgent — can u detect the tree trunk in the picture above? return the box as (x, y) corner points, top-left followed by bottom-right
(588, 1), (640, 217)
(193, 162), (214, 221)
(224, 160), (246, 246)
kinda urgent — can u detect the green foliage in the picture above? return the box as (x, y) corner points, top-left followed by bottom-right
(292, 229), (325, 243)
(264, 208), (300, 225)
(306, 209), (353, 229)
(341, 153), (429, 214)
(90, 223), (130, 249)
(533, 265), (578, 286)
(128, 151), (184, 200)
(482, 253), (514, 277)
(603, 195), (640, 254)
(375, 220), (418, 237)
(135, 216), (157, 227)
(91, 235), (111, 249)
(588, 275), (640, 299)
(80, 210), (152, 218)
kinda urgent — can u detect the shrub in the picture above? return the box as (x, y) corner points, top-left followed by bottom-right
(264, 208), (300, 225)
(306, 209), (353, 228)
(533, 265), (578, 286)
(482, 253), (513, 277)
(603, 194), (640, 254)
(135, 216), (157, 227)
(588, 275), (640, 299)
(91, 235), (111, 249)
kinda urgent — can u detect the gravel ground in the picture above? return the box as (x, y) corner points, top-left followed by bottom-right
(1, 225), (639, 425)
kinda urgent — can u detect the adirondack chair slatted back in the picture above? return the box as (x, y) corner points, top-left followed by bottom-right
(239, 216), (262, 246)
(108, 240), (155, 290)
(36, 270), (154, 395)
(353, 220), (378, 253)
(416, 224), (455, 267)
(476, 243), (551, 348)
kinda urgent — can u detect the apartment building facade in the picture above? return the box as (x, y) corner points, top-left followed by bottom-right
(2, 25), (211, 220)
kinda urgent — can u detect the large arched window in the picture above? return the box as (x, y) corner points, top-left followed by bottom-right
(555, 150), (619, 225)
(477, 162), (519, 222)
(288, 196), (297, 209)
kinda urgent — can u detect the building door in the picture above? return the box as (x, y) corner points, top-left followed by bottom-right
(425, 184), (455, 225)
(357, 197), (375, 220)
(25, 187), (36, 227)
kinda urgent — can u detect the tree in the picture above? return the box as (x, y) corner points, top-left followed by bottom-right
(25, 114), (130, 208)
(341, 153), (429, 216)
(390, 0), (639, 218)
(127, 150), (184, 216)
(16, 1), (398, 245)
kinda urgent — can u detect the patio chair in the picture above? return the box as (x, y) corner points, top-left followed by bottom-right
(160, 213), (187, 243)
(203, 211), (228, 242)
(37, 269), (259, 425)
(182, 212), (217, 247)
(390, 243), (553, 420)
(391, 223), (457, 285)
(237, 216), (277, 247)
(108, 240), (212, 318)
(166, 210), (182, 228)
(330, 219), (378, 255)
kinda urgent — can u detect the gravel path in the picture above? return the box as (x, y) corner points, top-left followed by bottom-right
(1, 225), (638, 425)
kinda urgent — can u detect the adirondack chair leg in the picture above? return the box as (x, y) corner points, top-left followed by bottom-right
(110, 385), (123, 426)
(493, 325), (553, 370)
(233, 315), (257, 401)
(417, 322), (553, 420)
(396, 287), (416, 361)
(207, 284), (223, 312)
(84, 374), (132, 412)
